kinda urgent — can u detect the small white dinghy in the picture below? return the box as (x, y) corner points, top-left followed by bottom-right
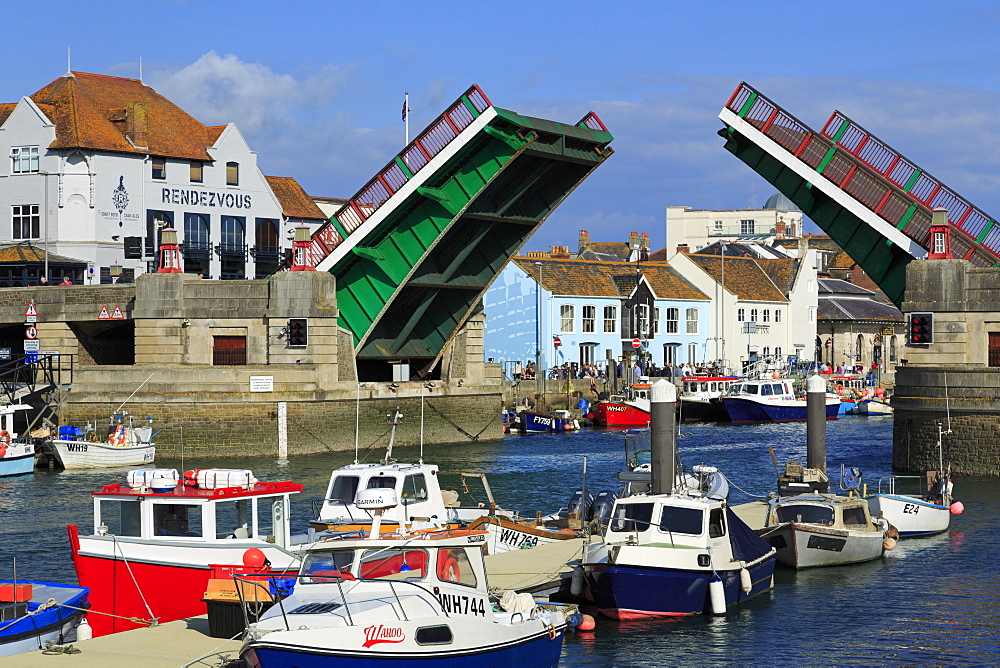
(40, 411), (156, 470)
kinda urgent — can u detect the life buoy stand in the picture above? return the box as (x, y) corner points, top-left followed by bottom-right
(0, 431), (10, 444)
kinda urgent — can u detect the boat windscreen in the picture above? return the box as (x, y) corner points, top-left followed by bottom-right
(658, 506), (703, 535)
(329, 476), (360, 504)
(610, 503), (654, 533)
(301, 549), (356, 583)
(776, 504), (834, 525)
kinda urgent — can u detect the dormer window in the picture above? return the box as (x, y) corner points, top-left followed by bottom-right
(226, 161), (239, 186)
(190, 161), (203, 183)
(11, 146), (39, 174)
(152, 158), (166, 180)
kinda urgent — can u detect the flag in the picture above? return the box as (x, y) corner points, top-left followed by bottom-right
(401, 97), (408, 122)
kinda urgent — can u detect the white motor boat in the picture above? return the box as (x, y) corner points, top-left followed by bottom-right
(867, 473), (953, 538)
(0, 404), (34, 478)
(40, 411), (156, 470)
(238, 490), (567, 666)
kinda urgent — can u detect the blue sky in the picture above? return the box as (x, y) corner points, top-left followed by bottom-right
(4, 1), (1000, 255)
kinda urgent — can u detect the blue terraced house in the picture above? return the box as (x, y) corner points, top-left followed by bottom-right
(483, 236), (711, 378)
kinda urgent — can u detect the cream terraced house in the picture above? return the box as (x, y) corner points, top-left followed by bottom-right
(0, 71), (326, 285)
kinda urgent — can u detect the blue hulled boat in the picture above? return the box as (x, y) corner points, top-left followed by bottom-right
(583, 483), (776, 619)
(0, 580), (90, 658)
(721, 377), (839, 423)
(515, 409), (578, 432)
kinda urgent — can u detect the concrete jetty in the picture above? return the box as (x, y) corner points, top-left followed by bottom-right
(16, 616), (241, 667)
(730, 501), (769, 531)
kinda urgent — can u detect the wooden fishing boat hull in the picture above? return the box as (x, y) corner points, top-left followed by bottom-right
(0, 581), (89, 658)
(588, 401), (650, 428)
(0, 442), (35, 477)
(43, 439), (155, 470)
(759, 522), (885, 568)
(466, 515), (576, 555)
(866, 494), (949, 537)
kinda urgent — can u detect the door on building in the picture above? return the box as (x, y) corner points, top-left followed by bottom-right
(213, 336), (247, 365)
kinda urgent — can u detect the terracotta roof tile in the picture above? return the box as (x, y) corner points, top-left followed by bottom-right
(264, 176), (327, 221)
(0, 242), (85, 265)
(510, 257), (707, 301)
(684, 254), (787, 302)
(0, 103), (16, 127)
(29, 72), (214, 160)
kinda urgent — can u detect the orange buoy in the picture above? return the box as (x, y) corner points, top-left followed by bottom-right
(883, 537), (897, 551)
(243, 548), (268, 568)
(578, 614), (596, 631)
(950, 501), (965, 515)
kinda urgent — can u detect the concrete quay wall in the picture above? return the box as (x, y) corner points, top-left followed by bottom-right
(892, 366), (1000, 476)
(64, 368), (502, 458)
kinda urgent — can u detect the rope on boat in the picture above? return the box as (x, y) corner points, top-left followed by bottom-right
(112, 534), (158, 624)
(53, 600), (158, 626)
(0, 596), (58, 633)
(727, 478), (770, 499)
(179, 628), (246, 668)
(42, 642), (82, 655)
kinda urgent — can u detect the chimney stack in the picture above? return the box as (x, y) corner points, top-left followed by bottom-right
(579, 230), (590, 254)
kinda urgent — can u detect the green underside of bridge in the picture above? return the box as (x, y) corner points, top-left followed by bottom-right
(720, 127), (909, 307)
(334, 109), (612, 366)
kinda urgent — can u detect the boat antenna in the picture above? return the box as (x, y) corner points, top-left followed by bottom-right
(354, 383), (361, 464)
(419, 385), (425, 465)
(115, 373), (154, 413)
(384, 407), (403, 465)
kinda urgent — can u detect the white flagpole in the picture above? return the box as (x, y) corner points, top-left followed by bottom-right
(404, 91), (409, 145)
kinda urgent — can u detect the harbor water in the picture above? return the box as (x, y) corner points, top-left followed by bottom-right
(1, 417), (996, 665)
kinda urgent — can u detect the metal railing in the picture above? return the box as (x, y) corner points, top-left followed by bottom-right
(305, 85), (493, 267)
(724, 83), (999, 268)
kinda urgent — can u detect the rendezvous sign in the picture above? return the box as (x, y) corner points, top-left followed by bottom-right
(24, 302), (39, 354)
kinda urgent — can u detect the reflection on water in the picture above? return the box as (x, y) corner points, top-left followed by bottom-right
(0, 418), (995, 665)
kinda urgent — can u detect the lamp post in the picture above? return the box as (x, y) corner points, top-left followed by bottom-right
(110, 262), (122, 284)
(36, 170), (54, 282)
(535, 261), (543, 398)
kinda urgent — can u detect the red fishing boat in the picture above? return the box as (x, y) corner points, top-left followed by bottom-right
(587, 381), (652, 427)
(67, 468), (303, 637)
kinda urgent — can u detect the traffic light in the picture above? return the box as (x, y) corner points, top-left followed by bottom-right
(287, 318), (308, 347)
(909, 312), (933, 344)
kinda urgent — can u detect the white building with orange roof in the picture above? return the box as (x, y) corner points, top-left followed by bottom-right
(0, 71), (326, 284)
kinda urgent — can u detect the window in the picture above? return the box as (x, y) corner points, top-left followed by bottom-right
(763, 309), (771, 323)
(190, 161), (203, 183)
(151, 157), (166, 180)
(579, 343), (597, 366)
(686, 308), (698, 334)
(226, 161), (239, 186)
(842, 507), (868, 527)
(658, 506), (703, 535)
(714, 220), (723, 230)
(99, 500), (141, 536)
(215, 499), (252, 538)
(737, 308), (745, 322)
(221, 216), (246, 250)
(665, 308), (679, 334)
(933, 231), (946, 254)
(560, 305), (574, 333)
(213, 335), (247, 365)
(775, 346), (782, 359)
(360, 548), (428, 579)
(301, 548), (355, 583)
(775, 309), (782, 323)
(989, 333), (1000, 367)
(254, 218), (280, 278)
(740, 219), (755, 235)
(889, 336), (897, 363)
(184, 213), (211, 246)
(10, 146), (39, 173)
(611, 503), (653, 533)
(401, 474), (429, 502)
(808, 306), (816, 323)
(750, 309), (758, 322)
(153, 503), (202, 537)
(775, 504), (833, 525)
(603, 306), (617, 333)
(708, 507), (726, 538)
(654, 308), (660, 335)
(416, 625), (453, 646)
(582, 305), (596, 333)
(12, 205), (39, 239)
(761, 384), (773, 396)
(437, 548), (477, 587)
(637, 304), (650, 338)
(328, 476), (360, 504)
(688, 343), (697, 365)
(367, 476), (396, 489)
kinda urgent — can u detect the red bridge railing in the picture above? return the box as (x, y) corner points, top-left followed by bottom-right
(306, 85), (493, 267)
(724, 82), (998, 267)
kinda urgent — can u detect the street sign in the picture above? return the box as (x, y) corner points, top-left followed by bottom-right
(632, 338), (641, 349)
(23, 340), (40, 352)
(24, 325), (37, 340)
(24, 302), (37, 317)
(553, 337), (561, 347)
(98, 305), (111, 320)
(25, 315), (36, 324)
(111, 305), (125, 319)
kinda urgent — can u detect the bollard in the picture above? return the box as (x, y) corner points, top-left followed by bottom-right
(650, 379), (677, 495)
(805, 375), (826, 473)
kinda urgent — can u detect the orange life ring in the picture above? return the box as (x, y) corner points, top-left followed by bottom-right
(438, 556), (461, 582)
(835, 385), (844, 396)
(110, 426), (127, 446)
(0, 431), (10, 444)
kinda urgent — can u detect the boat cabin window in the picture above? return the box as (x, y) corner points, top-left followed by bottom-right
(329, 476), (360, 504)
(153, 504), (203, 537)
(745, 384), (759, 394)
(255, 497), (283, 542)
(401, 474), (429, 502)
(761, 384), (773, 396)
(610, 503), (654, 533)
(99, 499), (141, 536)
(700, 382), (709, 392)
(658, 506), (703, 536)
(709, 382), (717, 392)
(366, 476), (396, 490)
(360, 548), (428, 580)
(436, 547), (477, 588)
(215, 499), (252, 539)
(775, 504), (834, 526)
(708, 507), (726, 538)
(841, 506), (868, 527)
(300, 548), (356, 583)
